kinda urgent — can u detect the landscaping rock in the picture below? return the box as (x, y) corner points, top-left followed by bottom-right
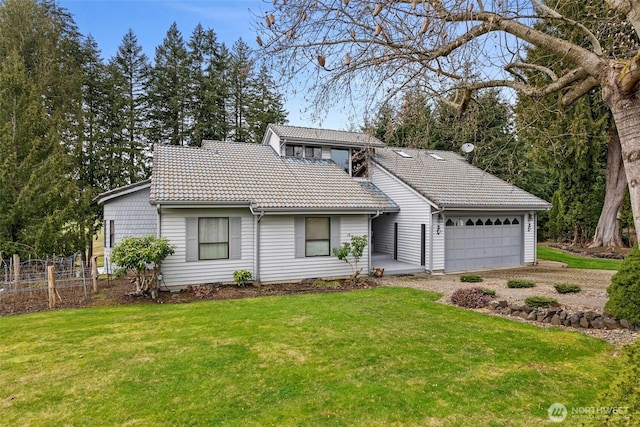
(579, 317), (590, 328)
(585, 311), (598, 321)
(620, 319), (630, 329)
(591, 318), (604, 329)
(603, 317), (619, 329)
(488, 301), (501, 310)
(569, 314), (581, 327)
(550, 314), (562, 326)
(527, 311), (537, 321)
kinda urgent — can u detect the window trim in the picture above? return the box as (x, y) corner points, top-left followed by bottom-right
(198, 217), (229, 260)
(109, 220), (115, 248)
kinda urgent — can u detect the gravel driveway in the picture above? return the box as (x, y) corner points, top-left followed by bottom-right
(378, 261), (638, 345)
(379, 260), (614, 311)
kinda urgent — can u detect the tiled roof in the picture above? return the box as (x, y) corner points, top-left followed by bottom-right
(374, 148), (551, 210)
(266, 124), (385, 147)
(150, 142), (398, 211)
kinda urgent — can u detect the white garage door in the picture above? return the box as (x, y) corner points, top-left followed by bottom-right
(445, 216), (523, 272)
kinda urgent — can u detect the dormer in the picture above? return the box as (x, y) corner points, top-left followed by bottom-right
(262, 124), (385, 178)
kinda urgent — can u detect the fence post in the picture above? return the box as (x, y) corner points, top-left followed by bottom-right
(48, 265), (56, 309)
(91, 256), (98, 294)
(13, 254), (20, 287)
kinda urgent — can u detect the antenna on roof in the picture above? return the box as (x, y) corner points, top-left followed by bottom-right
(461, 143), (474, 162)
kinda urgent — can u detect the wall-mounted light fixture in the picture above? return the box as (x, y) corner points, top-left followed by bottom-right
(437, 225), (441, 235)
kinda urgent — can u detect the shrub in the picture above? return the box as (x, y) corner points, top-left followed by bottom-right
(450, 287), (494, 309)
(111, 235), (175, 298)
(460, 274), (483, 283)
(186, 285), (213, 299)
(524, 296), (558, 308)
(507, 279), (536, 288)
(479, 288), (496, 297)
(554, 283), (582, 294)
(313, 279), (341, 288)
(333, 234), (368, 281)
(605, 244), (640, 326)
(595, 341), (640, 424)
(233, 269), (252, 287)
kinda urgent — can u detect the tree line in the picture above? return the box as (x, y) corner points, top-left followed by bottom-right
(364, 85), (633, 247)
(0, 0), (286, 259)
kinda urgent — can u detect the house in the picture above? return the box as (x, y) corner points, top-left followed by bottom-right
(97, 124), (550, 288)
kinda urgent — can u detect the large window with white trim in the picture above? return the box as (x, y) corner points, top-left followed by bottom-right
(199, 217), (229, 260)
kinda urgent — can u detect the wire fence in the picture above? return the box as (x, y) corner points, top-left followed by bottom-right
(0, 254), (94, 316)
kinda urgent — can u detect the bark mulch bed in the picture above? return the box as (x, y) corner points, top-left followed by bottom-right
(90, 276), (378, 308)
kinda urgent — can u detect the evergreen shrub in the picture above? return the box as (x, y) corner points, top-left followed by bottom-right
(506, 279), (536, 288)
(524, 296), (558, 308)
(554, 283), (582, 294)
(605, 245), (640, 326)
(460, 274), (483, 283)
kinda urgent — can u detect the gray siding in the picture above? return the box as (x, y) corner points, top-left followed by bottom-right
(159, 208), (255, 287)
(370, 165), (431, 269)
(103, 187), (156, 269)
(259, 214), (369, 282)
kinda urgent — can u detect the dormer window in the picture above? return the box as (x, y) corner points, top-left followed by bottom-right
(285, 144), (303, 157)
(305, 146), (322, 159)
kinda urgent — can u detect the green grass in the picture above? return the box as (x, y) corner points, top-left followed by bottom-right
(0, 288), (616, 426)
(537, 245), (622, 270)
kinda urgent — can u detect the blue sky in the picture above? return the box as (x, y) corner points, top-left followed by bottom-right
(57, 0), (353, 129)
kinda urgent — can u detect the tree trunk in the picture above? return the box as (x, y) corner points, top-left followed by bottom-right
(602, 69), (640, 246)
(590, 128), (627, 248)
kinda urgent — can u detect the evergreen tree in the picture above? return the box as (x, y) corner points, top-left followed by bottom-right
(147, 22), (190, 146)
(245, 64), (287, 143)
(111, 29), (150, 179)
(229, 39), (254, 142)
(187, 24), (227, 145)
(0, 0), (88, 257)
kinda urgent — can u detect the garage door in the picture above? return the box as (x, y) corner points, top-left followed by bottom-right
(445, 216), (523, 272)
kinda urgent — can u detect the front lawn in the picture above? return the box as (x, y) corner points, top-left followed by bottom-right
(0, 288), (615, 426)
(537, 245), (622, 270)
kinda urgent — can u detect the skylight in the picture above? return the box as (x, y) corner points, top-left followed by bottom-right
(393, 149), (412, 158)
(429, 153), (445, 161)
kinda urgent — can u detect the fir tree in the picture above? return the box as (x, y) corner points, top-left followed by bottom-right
(0, 0), (87, 257)
(147, 22), (190, 146)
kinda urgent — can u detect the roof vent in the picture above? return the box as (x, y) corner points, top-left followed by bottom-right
(393, 149), (412, 158)
(429, 153), (445, 161)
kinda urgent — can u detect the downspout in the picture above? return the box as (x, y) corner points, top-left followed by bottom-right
(368, 210), (382, 276)
(156, 204), (162, 238)
(249, 204), (265, 281)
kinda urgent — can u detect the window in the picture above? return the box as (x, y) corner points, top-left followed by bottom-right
(331, 148), (350, 172)
(305, 146), (322, 159)
(199, 218), (229, 260)
(109, 220), (115, 248)
(305, 217), (330, 256)
(393, 149), (412, 158)
(285, 144), (303, 157)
